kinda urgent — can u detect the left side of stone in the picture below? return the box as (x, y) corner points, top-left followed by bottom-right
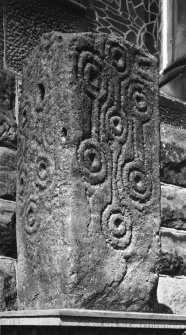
(0, 70), (17, 311)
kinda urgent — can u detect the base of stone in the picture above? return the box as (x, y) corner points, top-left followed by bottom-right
(1, 309), (186, 329)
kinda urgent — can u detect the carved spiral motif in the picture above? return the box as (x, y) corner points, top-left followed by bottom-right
(129, 83), (153, 122)
(78, 51), (102, 99)
(123, 161), (152, 205)
(106, 107), (128, 143)
(77, 139), (107, 185)
(102, 204), (132, 250)
(136, 56), (154, 82)
(25, 200), (39, 235)
(35, 155), (54, 191)
(111, 46), (126, 72)
(105, 41), (130, 76)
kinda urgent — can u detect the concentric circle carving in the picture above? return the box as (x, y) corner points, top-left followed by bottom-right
(77, 139), (107, 185)
(102, 204), (132, 250)
(128, 83), (153, 121)
(35, 154), (54, 191)
(25, 200), (39, 235)
(105, 41), (130, 76)
(106, 107), (128, 143)
(123, 161), (152, 205)
(78, 51), (102, 99)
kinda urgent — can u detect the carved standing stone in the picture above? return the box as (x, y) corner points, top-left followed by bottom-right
(17, 32), (160, 311)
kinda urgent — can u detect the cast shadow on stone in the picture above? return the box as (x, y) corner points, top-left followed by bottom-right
(0, 212), (17, 259)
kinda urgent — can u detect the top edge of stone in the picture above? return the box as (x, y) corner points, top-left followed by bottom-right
(23, 31), (158, 72)
(43, 31), (158, 60)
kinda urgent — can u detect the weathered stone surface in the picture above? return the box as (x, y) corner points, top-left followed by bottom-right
(161, 183), (186, 231)
(160, 228), (186, 262)
(0, 147), (16, 200)
(0, 257), (17, 311)
(157, 275), (186, 315)
(158, 251), (186, 276)
(160, 123), (186, 187)
(17, 32), (160, 311)
(0, 3), (3, 69)
(0, 70), (17, 149)
(0, 199), (16, 258)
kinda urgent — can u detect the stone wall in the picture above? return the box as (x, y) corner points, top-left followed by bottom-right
(157, 94), (186, 314)
(0, 69), (17, 311)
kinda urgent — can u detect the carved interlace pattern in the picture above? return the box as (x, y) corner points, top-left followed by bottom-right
(76, 36), (157, 250)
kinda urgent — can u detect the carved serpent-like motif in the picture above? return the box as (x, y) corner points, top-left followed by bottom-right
(76, 37), (156, 250)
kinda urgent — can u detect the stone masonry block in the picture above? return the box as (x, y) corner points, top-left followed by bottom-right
(160, 123), (186, 187)
(0, 256), (17, 311)
(17, 32), (160, 311)
(0, 147), (16, 200)
(158, 275), (186, 315)
(0, 199), (16, 258)
(161, 183), (186, 231)
(160, 227), (186, 262)
(0, 70), (17, 149)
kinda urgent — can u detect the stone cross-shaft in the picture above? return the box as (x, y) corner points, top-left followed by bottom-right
(17, 32), (160, 311)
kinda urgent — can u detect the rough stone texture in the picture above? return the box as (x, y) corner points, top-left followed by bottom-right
(0, 199), (16, 258)
(158, 251), (186, 276)
(17, 32), (160, 311)
(0, 147), (16, 200)
(0, 257), (17, 311)
(0, 70), (17, 149)
(160, 228), (186, 262)
(160, 123), (186, 187)
(157, 275), (186, 315)
(161, 183), (186, 231)
(4, 0), (85, 73)
(0, 2), (3, 69)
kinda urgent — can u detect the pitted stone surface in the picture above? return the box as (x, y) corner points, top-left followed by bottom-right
(17, 32), (160, 311)
(5, 0), (84, 73)
(0, 257), (17, 311)
(0, 199), (16, 258)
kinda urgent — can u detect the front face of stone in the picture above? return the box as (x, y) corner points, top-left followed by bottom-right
(17, 32), (160, 311)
